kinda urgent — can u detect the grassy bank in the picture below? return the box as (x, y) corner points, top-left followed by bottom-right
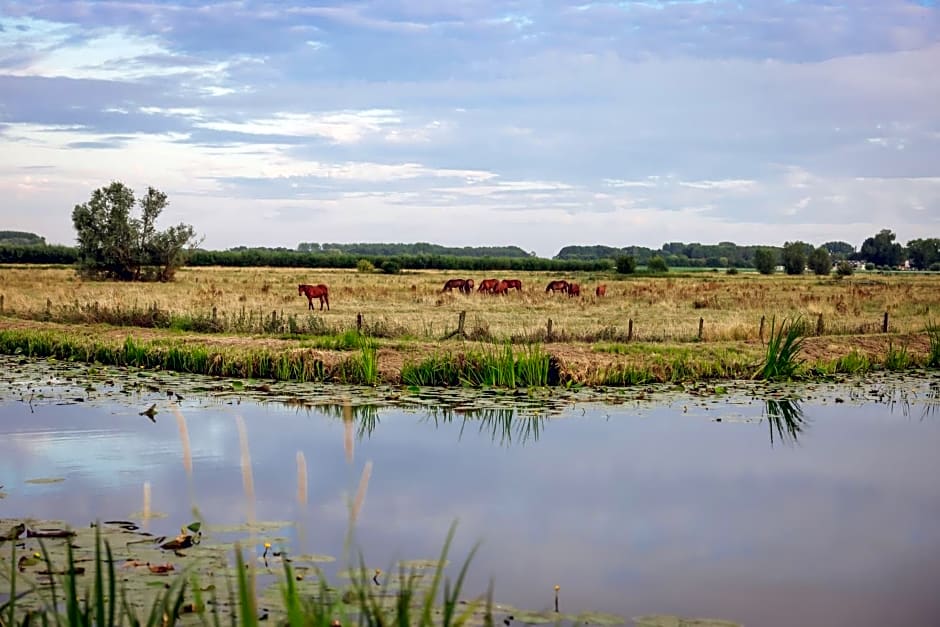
(0, 321), (935, 387)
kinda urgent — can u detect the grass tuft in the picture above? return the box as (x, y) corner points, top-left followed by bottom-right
(757, 317), (805, 381)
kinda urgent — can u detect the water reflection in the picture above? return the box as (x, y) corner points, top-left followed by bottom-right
(423, 407), (546, 446)
(763, 398), (807, 447)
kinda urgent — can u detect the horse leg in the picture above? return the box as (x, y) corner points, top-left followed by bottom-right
(307, 297), (314, 310)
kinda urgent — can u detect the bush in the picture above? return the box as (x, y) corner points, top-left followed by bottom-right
(726, 267), (739, 275)
(380, 259), (401, 274)
(865, 262), (875, 271)
(356, 258), (375, 273)
(931, 262), (940, 271)
(615, 255), (637, 274)
(646, 256), (668, 273)
(835, 261), (854, 277)
(807, 246), (832, 276)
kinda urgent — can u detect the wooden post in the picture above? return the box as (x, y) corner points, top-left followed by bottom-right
(46, 298), (52, 315)
(457, 310), (466, 336)
(546, 318), (553, 342)
(698, 317), (704, 341)
(0, 294), (4, 313)
(816, 313), (824, 336)
(759, 315), (766, 343)
(357, 312), (363, 332)
(212, 306), (217, 322)
(883, 311), (889, 333)
(628, 319), (634, 341)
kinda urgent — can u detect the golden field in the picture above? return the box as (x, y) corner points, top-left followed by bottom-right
(0, 264), (937, 385)
(0, 265), (936, 343)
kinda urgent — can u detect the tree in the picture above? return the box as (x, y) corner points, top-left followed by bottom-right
(71, 182), (200, 281)
(906, 238), (940, 270)
(823, 241), (854, 258)
(754, 248), (776, 274)
(615, 255), (636, 274)
(807, 246), (832, 276)
(835, 261), (854, 277)
(647, 256), (668, 273)
(781, 241), (807, 275)
(859, 229), (904, 267)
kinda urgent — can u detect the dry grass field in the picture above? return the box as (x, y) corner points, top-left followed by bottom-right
(0, 265), (937, 343)
(1, 264), (938, 384)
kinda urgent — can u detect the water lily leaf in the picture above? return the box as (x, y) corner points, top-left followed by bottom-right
(25, 477), (65, 484)
(187, 521), (203, 533)
(291, 553), (336, 564)
(572, 611), (625, 625)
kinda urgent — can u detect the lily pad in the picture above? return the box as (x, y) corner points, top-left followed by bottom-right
(24, 477), (65, 484)
(632, 616), (741, 627)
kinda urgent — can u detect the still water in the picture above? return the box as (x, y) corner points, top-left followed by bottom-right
(1, 361), (939, 626)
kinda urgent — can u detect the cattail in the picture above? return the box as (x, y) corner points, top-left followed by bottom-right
(350, 461), (373, 524)
(236, 415), (256, 524)
(296, 451), (308, 506)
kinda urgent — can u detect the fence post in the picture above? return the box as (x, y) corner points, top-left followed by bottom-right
(357, 312), (363, 332)
(212, 306), (217, 322)
(546, 318), (553, 342)
(698, 317), (704, 341)
(46, 298), (52, 315)
(816, 313), (824, 336)
(759, 315), (766, 343)
(0, 294), (4, 313)
(628, 319), (634, 341)
(883, 311), (889, 333)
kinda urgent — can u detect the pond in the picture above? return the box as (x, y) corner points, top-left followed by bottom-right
(1, 356), (939, 626)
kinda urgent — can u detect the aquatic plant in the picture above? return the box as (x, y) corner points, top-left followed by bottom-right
(757, 317), (805, 381)
(883, 341), (913, 371)
(926, 319), (940, 368)
(764, 398), (807, 447)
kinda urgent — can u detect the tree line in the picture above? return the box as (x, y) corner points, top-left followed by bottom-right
(3, 182), (938, 280)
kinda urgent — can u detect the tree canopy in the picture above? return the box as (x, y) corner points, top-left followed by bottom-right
(859, 229), (905, 268)
(71, 182), (200, 281)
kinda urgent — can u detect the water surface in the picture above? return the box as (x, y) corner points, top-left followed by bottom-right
(2, 360), (939, 626)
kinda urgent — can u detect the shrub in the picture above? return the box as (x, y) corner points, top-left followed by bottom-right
(864, 262), (875, 270)
(807, 246), (832, 276)
(380, 259), (401, 274)
(356, 258), (375, 273)
(615, 255), (637, 274)
(647, 256), (668, 273)
(930, 262), (940, 271)
(835, 261), (854, 277)
(726, 267), (739, 275)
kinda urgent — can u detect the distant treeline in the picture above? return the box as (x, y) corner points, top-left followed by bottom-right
(0, 230), (47, 246)
(296, 242), (533, 258)
(555, 241), (858, 268)
(0, 244), (608, 272)
(190, 249), (608, 272)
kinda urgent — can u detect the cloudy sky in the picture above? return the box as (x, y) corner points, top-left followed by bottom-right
(1, 0), (938, 257)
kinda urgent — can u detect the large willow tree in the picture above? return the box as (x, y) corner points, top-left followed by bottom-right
(71, 182), (200, 281)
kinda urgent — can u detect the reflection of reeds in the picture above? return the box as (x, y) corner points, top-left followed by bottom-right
(171, 405), (193, 479)
(343, 402), (355, 463)
(765, 398), (807, 446)
(296, 451), (308, 507)
(142, 481), (151, 531)
(350, 461), (373, 525)
(235, 415), (256, 524)
(426, 407), (546, 446)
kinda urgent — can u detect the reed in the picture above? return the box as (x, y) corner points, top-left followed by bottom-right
(883, 341), (913, 370)
(926, 319), (940, 368)
(757, 317), (806, 381)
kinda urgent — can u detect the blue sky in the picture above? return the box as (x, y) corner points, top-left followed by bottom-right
(0, 0), (938, 257)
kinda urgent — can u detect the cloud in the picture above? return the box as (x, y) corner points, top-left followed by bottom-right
(0, 1), (937, 255)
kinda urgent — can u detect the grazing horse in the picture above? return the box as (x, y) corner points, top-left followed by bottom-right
(478, 278), (500, 294)
(567, 282), (581, 297)
(462, 278), (475, 294)
(442, 278), (467, 293)
(545, 280), (569, 294)
(504, 279), (523, 292)
(493, 280), (510, 295)
(298, 283), (330, 310)
(595, 284), (607, 297)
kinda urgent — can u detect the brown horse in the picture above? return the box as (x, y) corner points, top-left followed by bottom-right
(478, 278), (500, 294)
(442, 278), (467, 293)
(493, 280), (510, 295)
(595, 284), (607, 297)
(567, 282), (581, 297)
(298, 283), (330, 310)
(504, 279), (523, 292)
(545, 280), (569, 294)
(462, 278), (475, 294)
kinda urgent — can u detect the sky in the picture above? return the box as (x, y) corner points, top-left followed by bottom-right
(0, 0), (938, 258)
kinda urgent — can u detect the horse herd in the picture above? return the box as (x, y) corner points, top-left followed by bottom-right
(444, 278), (606, 298)
(299, 278), (607, 310)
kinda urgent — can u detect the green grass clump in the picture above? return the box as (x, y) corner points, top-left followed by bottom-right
(883, 341), (913, 370)
(757, 317), (805, 381)
(402, 344), (549, 388)
(832, 350), (871, 374)
(926, 319), (940, 368)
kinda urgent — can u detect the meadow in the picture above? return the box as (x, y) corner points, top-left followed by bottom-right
(0, 264), (938, 385)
